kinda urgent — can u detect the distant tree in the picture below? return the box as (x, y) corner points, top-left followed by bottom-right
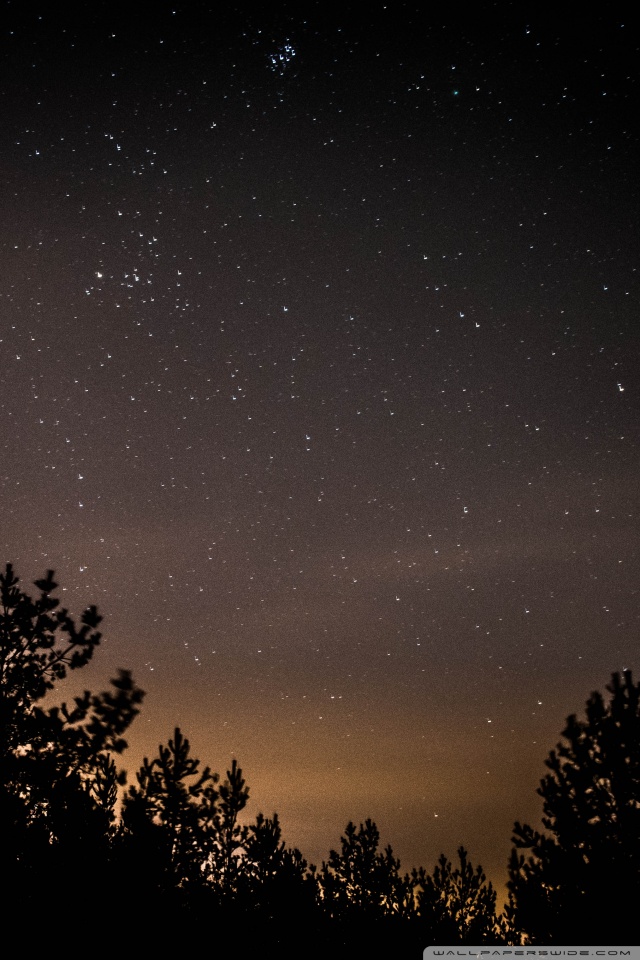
(0, 563), (143, 920)
(413, 846), (501, 943)
(123, 728), (252, 912)
(238, 811), (318, 922)
(319, 819), (414, 921)
(122, 726), (220, 900)
(507, 670), (640, 943)
(205, 756), (250, 899)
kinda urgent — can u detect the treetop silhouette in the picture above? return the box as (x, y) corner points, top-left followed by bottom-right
(4, 562), (637, 949)
(0, 562), (145, 925)
(507, 669), (640, 943)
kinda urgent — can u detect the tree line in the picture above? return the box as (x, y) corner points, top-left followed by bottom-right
(1, 563), (638, 952)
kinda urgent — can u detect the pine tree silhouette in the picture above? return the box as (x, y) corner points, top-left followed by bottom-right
(507, 670), (640, 943)
(412, 846), (500, 943)
(0, 563), (144, 929)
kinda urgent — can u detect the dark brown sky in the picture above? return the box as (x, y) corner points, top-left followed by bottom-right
(1, 2), (638, 899)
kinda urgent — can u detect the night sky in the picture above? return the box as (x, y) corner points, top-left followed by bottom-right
(2, 3), (639, 899)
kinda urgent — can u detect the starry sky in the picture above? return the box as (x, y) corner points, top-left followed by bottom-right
(2, 3), (638, 899)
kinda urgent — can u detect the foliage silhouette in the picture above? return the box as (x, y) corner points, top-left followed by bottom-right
(0, 562), (508, 950)
(412, 845), (501, 943)
(20, 563), (640, 950)
(0, 563), (144, 923)
(122, 726), (220, 900)
(507, 669), (640, 943)
(319, 818), (414, 920)
(207, 756), (250, 898)
(237, 811), (318, 924)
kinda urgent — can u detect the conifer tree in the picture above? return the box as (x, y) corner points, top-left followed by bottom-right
(319, 819), (414, 921)
(123, 726), (220, 896)
(413, 846), (500, 943)
(0, 563), (143, 919)
(240, 811), (317, 920)
(507, 670), (640, 943)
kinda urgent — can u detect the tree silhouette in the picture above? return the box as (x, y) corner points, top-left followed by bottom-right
(122, 726), (220, 900)
(0, 563), (144, 924)
(507, 669), (640, 943)
(413, 846), (501, 943)
(206, 756), (250, 898)
(316, 819), (427, 957)
(1, 564), (99, 745)
(3, 559), (553, 948)
(122, 728), (253, 915)
(319, 819), (414, 921)
(238, 811), (318, 924)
